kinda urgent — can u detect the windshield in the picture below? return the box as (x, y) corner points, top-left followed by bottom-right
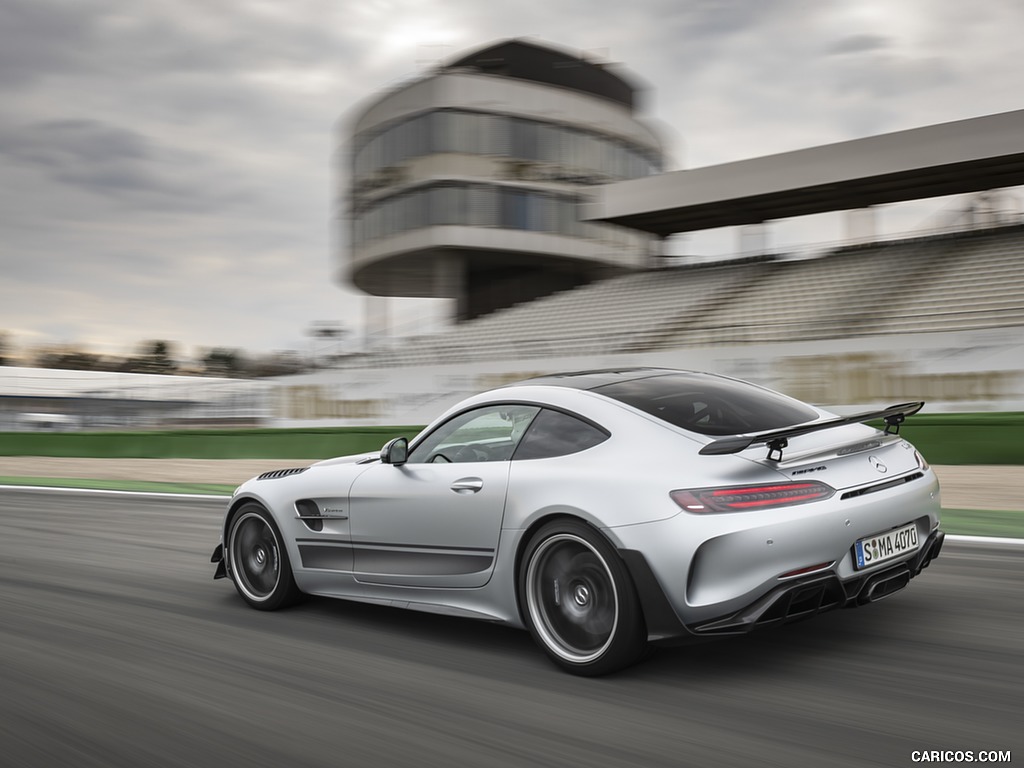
(593, 373), (818, 436)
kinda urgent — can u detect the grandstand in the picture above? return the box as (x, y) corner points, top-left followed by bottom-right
(850, 226), (1024, 335)
(344, 221), (1024, 368)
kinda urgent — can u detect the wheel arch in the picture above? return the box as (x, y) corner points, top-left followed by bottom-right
(511, 512), (690, 644)
(222, 495), (303, 609)
(512, 513), (628, 626)
(223, 494), (258, 540)
(222, 494), (277, 576)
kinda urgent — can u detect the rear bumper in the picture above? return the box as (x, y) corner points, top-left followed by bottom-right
(623, 528), (944, 644)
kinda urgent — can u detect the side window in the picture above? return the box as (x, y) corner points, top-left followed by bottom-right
(513, 408), (609, 460)
(407, 404), (540, 464)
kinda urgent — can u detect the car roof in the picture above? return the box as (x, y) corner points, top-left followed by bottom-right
(510, 367), (689, 391)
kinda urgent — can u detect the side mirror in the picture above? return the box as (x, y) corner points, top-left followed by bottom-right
(380, 437), (408, 466)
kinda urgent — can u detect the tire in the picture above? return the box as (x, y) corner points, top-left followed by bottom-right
(520, 520), (647, 675)
(226, 503), (301, 611)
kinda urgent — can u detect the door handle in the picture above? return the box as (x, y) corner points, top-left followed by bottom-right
(450, 477), (483, 494)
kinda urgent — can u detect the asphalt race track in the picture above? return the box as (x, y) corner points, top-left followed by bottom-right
(1, 489), (1020, 768)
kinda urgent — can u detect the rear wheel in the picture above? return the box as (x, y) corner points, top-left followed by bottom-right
(520, 520), (646, 675)
(227, 503), (301, 610)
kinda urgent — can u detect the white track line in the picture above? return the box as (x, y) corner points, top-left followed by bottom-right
(0, 484), (229, 501)
(945, 534), (1024, 546)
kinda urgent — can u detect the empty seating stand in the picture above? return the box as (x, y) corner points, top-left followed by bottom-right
(350, 224), (1024, 367)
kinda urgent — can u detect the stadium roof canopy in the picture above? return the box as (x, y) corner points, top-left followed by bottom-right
(583, 109), (1024, 237)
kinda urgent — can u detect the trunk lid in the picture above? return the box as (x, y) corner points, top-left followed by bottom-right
(740, 423), (922, 490)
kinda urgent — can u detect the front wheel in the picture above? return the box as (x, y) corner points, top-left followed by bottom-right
(226, 503), (301, 611)
(520, 520), (646, 675)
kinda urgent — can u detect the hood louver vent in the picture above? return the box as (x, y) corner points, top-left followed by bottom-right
(257, 467), (308, 480)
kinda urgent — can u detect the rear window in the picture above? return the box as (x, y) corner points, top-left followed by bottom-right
(593, 373), (818, 436)
(513, 408), (609, 460)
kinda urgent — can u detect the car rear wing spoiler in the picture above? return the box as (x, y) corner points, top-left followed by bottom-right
(698, 401), (925, 461)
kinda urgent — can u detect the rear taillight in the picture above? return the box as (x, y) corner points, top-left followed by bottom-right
(670, 481), (835, 513)
(914, 450), (930, 470)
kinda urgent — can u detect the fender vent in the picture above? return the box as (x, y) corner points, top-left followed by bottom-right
(295, 499), (323, 532)
(257, 467), (308, 480)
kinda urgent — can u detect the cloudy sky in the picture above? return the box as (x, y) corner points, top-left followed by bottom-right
(2, 0), (1022, 361)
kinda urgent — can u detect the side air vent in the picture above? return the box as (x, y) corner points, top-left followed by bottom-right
(257, 467), (308, 480)
(841, 472), (924, 500)
(295, 499), (323, 532)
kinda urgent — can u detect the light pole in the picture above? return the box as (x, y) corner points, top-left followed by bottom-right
(306, 322), (347, 367)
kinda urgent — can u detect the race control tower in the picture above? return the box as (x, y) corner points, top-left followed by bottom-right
(343, 39), (665, 322)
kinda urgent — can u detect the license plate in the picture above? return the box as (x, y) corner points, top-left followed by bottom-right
(853, 522), (919, 570)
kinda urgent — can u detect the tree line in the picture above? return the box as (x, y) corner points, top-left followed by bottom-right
(0, 333), (311, 379)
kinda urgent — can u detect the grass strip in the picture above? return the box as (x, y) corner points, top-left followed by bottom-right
(937, 508), (1024, 539)
(2, 414), (1024, 464)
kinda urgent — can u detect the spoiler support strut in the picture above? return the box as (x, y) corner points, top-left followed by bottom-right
(883, 411), (906, 435)
(766, 438), (788, 462)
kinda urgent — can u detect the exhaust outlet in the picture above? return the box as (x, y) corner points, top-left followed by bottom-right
(858, 566), (911, 605)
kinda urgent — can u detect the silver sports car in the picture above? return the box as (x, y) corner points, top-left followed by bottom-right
(211, 368), (943, 675)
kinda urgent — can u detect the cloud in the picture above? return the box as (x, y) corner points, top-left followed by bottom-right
(826, 33), (891, 56)
(0, 0), (106, 88)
